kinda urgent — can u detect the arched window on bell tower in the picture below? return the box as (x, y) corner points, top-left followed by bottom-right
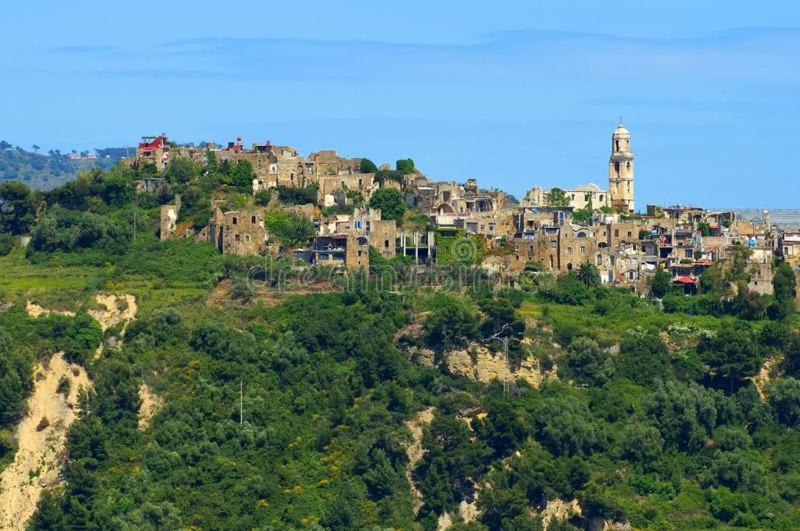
(615, 161), (620, 174)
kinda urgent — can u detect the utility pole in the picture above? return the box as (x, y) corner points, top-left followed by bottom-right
(503, 337), (509, 396)
(239, 380), (243, 425)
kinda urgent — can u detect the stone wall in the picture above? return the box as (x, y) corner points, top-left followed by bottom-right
(221, 210), (267, 256)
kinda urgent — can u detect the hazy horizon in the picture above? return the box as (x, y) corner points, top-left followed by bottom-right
(2, 1), (798, 207)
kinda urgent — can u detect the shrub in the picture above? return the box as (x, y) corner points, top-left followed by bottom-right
(0, 234), (14, 256)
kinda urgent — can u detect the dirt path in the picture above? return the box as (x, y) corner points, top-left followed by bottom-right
(137, 382), (163, 430)
(25, 301), (75, 318)
(405, 407), (434, 516)
(0, 353), (91, 530)
(752, 354), (783, 400)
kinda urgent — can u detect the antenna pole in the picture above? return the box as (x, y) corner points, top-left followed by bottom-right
(503, 337), (509, 396)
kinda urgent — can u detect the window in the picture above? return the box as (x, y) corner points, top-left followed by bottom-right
(615, 139), (619, 151)
(232, 217), (238, 225)
(627, 231), (632, 238)
(627, 161), (631, 170)
(685, 249), (692, 258)
(580, 246), (586, 255)
(614, 229), (619, 237)
(251, 216), (256, 224)
(245, 234), (250, 242)
(235, 234), (240, 242)
(384, 240), (389, 248)
(615, 161), (620, 173)
(567, 247), (573, 255)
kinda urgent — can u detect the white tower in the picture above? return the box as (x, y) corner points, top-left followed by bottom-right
(608, 121), (635, 213)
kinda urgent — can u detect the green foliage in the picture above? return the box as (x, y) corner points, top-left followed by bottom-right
(546, 187), (568, 207)
(27, 207), (131, 261)
(0, 233), (14, 256)
(415, 415), (490, 517)
(646, 380), (718, 451)
(0, 327), (32, 425)
(575, 263), (600, 288)
(0, 180), (36, 234)
(697, 323), (763, 393)
(395, 158), (415, 174)
(263, 208), (315, 248)
(650, 269), (671, 298)
(771, 263), (797, 319)
(559, 337), (614, 386)
(539, 273), (593, 306)
(425, 299), (480, 351)
(359, 158), (379, 173)
(275, 182), (318, 205)
(768, 378), (800, 427)
(368, 188), (406, 222)
(164, 156), (198, 184)
(617, 330), (672, 384)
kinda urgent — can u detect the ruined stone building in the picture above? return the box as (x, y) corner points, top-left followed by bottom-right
(522, 183), (609, 210)
(159, 195), (181, 241)
(212, 209), (268, 256)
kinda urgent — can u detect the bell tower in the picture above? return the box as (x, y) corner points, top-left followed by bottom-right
(608, 120), (635, 213)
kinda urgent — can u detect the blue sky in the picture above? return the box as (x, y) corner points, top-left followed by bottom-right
(1, 1), (799, 207)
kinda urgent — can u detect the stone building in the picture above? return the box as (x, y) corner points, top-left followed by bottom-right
(218, 209), (268, 256)
(608, 123), (635, 213)
(521, 183), (609, 210)
(159, 196), (181, 241)
(305, 150), (362, 180)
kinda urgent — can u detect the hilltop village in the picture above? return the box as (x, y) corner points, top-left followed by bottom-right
(127, 124), (800, 299)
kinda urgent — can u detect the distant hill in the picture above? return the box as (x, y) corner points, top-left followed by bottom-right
(0, 141), (131, 190)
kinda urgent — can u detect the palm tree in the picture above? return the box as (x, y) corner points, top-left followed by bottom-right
(576, 262), (601, 288)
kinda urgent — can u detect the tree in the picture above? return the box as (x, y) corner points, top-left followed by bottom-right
(646, 380), (717, 451)
(229, 160), (255, 190)
(164, 156), (197, 184)
(0, 180), (36, 234)
(560, 337), (614, 386)
(263, 210), (314, 248)
(617, 331), (672, 384)
(698, 323), (764, 393)
(546, 187), (569, 207)
(368, 188), (406, 222)
(770, 263), (797, 319)
(360, 158), (379, 173)
(768, 378), (800, 427)
(650, 269), (672, 298)
(425, 303), (480, 351)
(621, 423), (664, 464)
(575, 263), (601, 288)
(395, 158), (415, 174)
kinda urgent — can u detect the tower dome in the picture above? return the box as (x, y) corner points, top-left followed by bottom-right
(613, 124), (630, 137)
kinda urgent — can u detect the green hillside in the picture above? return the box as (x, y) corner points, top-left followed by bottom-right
(0, 165), (798, 530)
(0, 142), (128, 190)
